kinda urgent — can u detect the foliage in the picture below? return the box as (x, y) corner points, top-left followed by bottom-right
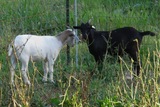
(0, 0), (160, 107)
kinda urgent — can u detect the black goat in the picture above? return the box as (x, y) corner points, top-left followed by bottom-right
(73, 22), (155, 75)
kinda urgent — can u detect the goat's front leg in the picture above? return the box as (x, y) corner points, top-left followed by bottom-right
(48, 62), (55, 83)
(42, 61), (49, 82)
(95, 55), (104, 71)
(134, 61), (140, 76)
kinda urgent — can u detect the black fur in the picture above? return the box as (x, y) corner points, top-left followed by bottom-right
(73, 22), (155, 75)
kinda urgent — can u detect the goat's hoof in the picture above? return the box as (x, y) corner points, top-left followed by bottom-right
(10, 82), (16, 88)
(49, 80), (55, 84)
(125, 72), (134, 80)
(24, 81), (31, 86)
(42, 78), (47, 83)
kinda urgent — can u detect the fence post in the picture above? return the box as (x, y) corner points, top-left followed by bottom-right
(66, 0), (70, 65)
(74, 0), (78, 68)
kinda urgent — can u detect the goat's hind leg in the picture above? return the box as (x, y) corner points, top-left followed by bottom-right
(128, 51), (140, 76)
(10, 55), (16, 85)
(21, 59), (30, 85)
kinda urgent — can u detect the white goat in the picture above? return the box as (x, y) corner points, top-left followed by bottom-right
(8, 29), (77, 85)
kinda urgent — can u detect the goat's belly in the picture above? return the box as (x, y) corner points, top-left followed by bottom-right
(30, 55), (44, 61)
(28, 48), (47, 61)
(29, 51), (46, 61)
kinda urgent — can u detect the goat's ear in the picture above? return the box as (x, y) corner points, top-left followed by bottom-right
(73, 26), (81, 29)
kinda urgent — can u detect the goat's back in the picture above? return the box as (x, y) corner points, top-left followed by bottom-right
(111, 27), (140, 40)
(15, 34), (61, 47)
(13, 35), (62, 60)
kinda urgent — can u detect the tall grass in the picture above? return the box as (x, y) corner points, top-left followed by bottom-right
(0, 0), (160, 106)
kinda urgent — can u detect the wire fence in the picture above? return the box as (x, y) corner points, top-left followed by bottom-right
(0, 0), (76, 36)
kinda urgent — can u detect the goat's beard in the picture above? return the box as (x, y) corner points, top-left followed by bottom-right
(82, 33), (89, 41)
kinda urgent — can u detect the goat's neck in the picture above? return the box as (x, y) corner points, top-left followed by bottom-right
(57, 32), (69, 46)
(87, 30), (95, 46)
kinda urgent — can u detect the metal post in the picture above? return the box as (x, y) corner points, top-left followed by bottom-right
(74, 0), (78, 68)
(66, 0), (70, 65)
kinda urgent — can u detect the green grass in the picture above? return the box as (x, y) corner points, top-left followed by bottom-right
(0, 0), (160, 106)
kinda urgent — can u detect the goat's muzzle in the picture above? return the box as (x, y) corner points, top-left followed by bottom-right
(73, 26), (81, 29)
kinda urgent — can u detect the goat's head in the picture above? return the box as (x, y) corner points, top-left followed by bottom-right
(65, 29), (79, 47)
(73, 22), (95, 40)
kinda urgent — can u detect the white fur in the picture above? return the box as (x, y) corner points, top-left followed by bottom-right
(8, 29), (76, 85)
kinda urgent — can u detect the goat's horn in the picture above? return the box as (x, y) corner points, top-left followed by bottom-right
(88, 19), (92, 23)
(81, 19), (83, 23)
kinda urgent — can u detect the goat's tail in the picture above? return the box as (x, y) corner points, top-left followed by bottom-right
(140, 31), (155, 37)
(8, 43), (13, 56)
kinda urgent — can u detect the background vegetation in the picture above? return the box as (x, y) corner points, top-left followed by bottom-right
(0, 0), (160, 106)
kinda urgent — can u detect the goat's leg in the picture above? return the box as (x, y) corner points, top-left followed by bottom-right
(134, 61), (140, 76)
(128, 51), (140, 76)
(126, 41), (141, 76)
(10, 55), (16, 85)
(95, 55), (104, 71)
(93, 55), (104, 79)
(97, 61), (103, 71)
(118, 47), (124, 63)
(21, 60), (30, 85)
(42, 61), (49, 82)
(48, 62), (54, 83)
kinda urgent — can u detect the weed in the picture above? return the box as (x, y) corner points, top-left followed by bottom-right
(0, 0), (160, 106)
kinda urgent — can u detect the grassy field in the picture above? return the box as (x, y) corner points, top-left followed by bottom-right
(0, 0), (160, 106)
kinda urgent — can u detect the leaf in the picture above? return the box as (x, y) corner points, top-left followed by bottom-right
(50, 98), (60, 106)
